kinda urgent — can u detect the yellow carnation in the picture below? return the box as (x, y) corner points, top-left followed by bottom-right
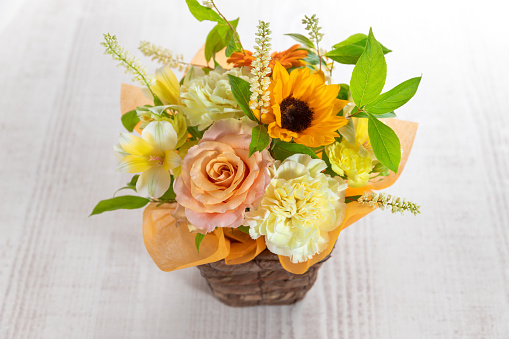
(244, 154), (347, 263)
(325, 139), (372, 188)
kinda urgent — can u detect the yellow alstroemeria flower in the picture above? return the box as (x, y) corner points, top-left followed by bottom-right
(116, 121), (181, 198)
(152, 66), (180, 105)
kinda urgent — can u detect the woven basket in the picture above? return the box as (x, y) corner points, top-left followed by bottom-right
(196, 249), (331, 307)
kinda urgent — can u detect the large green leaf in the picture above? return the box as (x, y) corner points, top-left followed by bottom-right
(325, 44), (366, 65)
(350, 29), (387, 107)
(121, 110), (140, 132)
(185, 0), (222, 22)
(365, 77), (422, 114)
(332, 33), (391, 53)
(271, 140), (318, 161)
(228, 74), (257, 121)
(328, 33), (391, 65)
(249, 125), (270, 157)
(366, 113), (401, 173)
(90, 195), (150, 216)
(284, 33), (315, 49)
(205, 19), (239, 62)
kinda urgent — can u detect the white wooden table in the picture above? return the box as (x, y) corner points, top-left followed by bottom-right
(1, 0), (508, 337)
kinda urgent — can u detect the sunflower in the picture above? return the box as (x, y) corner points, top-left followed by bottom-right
(255, 62), (348, 147)
(226, 45), (308, 70)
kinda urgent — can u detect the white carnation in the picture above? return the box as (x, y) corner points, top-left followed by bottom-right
(180, 67), (251, 130)
(244, 154), (347, 263)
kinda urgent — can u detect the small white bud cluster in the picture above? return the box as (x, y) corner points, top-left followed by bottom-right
(302, 14), (324, 45)
(202, 1), (213, 8)
(102, 33), (154, 87)
(358, 192), (421, 216)
(139, 41), (187, 72)
(249, 21), (272, 114)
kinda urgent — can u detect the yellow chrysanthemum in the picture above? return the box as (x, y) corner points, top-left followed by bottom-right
(255, 62), (349, 147)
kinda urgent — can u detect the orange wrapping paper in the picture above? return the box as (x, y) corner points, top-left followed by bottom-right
(121, 51), (418, 274)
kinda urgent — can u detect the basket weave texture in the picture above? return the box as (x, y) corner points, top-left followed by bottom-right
(196, 249), (331, 307)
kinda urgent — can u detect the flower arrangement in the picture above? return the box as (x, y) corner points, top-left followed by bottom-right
(92, 0), (421, 303)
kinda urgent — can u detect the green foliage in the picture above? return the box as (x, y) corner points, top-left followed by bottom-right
(366, 113), (401, 173)
(271, 140), (319, 161)
(327, 33), (391, 65)
(321, 150), (338, 177)
(90, 195), (150, 216)
(284, 33), (315, 49)
(365, 77), (422, 114)
(225, 35), (241, 57)
(355, 111), (396, 118)
(113, 175), (139, 196)
(188, 126), (204, 140)
(237, 226), (250, 234)
(158, 176), (176, 202)
(249, 125), (270, 157)
(195, 233), (206, 252)
(205, 19), (239, 62)
(345, 195), (362, 204)
(337, 84), (350, 100)
(121, 110), (140, 132)
(185, 0), (222, 22)
(326, 44), (367, 65)
(350, 29), (387, 107)
(228, 75), (257, 121)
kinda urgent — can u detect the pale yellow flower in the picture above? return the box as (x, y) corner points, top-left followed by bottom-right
(180, 67), (251, 130)
(325, 139), (372, 188)
(116, 121), (181, 197)
(244, 154), (347, 263)
(152, 66), (180, 105)
(136, 105), (188, 148)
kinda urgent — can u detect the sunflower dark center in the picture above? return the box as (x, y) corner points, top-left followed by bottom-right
(280, 96), (313, 132)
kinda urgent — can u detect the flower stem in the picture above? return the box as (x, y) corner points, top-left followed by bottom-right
(210, 0), (246, 56)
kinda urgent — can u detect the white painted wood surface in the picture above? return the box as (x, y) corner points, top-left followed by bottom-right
(1, 0), (508, 337)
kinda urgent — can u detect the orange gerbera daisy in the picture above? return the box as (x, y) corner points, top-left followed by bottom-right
(227, 45), (308, 70)
(255, 62), (349, 148)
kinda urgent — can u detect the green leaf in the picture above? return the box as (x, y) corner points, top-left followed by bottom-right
(90, 195), (150, 216)
(350, 28), (387, 107)
(325, 44), (366, 65)
(285, 33), (314, 49)
(225, 35), (240, 57)
(355, 111), (396, 118)
(158, 176), (176, 201)
(113, 175), (140, 196)
(187, 126), (204, 140)
(185, 0), (222, 22)
(366, 113), (401, 173)
(345, 195), (362, 204)
(333, 33), (368, 48)
(205, 19), (239, 62)
(249, 125), (270, 157)
(327, 34), (391, 65)
(121, 110), (140, 132)
(195, 233), (206, 252)
(227, 74), (257, 121)
(303, 49), (320, 65)
(332, 33), (391, 53)
(321, 150), (338, 177)
(271, 140), (319, 161)
(337, 83), (350, 101)
(365, 77), (422, 114)
(237, 226), (250, 234)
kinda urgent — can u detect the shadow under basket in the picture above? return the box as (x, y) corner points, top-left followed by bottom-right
(196, 249), (331, 307)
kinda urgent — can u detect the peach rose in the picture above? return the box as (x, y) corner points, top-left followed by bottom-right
(173, 119), (272, 232)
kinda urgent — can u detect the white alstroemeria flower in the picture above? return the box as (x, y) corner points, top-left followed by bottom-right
(116, 121), (181, 198)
